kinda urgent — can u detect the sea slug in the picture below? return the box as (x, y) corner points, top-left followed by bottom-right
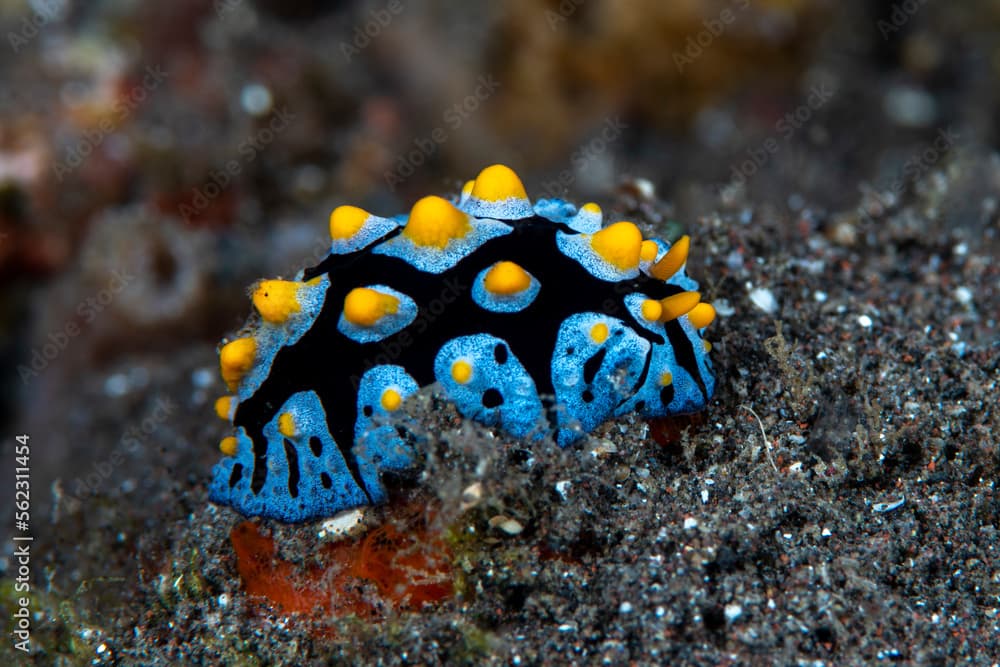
(210, 164), (716, 522)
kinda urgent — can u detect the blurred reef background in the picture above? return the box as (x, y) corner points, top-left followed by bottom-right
(0, 0), (998, 664)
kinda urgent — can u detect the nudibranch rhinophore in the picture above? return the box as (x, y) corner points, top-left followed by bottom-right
(210, 164), (716, 522)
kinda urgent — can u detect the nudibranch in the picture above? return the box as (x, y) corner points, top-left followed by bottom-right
(210, 165), (716, 522)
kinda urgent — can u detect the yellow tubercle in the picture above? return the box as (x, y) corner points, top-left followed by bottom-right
(214, 396), (234, 420)
(252, 280), (303, 324)
(403, 196), (471, 248)
(649, 235), (690, 281)
(589, 322), (609, 344)
(659, 371), (673, 386)
(640, 240), (659, 262)
(277, 412), (296, 438)
(483, 261), (531, 295)
(470, 164), (528, 202)
(329, 205), (371, 240)
(343, 287), (400, 327)
(220, 337), (256, 390)
(581, 202), (601, 215)
(658, 291), (701, 322)
(687, 302), (716, 329)
(380, 388), (402, 411)
(590, 221), (643, 271)
(640, 299), (663, 321)
(219, 436), (238, 456)
(451, 359), (472, 384)
(703, 339), (712, 352)
(461, 180), (475, 198)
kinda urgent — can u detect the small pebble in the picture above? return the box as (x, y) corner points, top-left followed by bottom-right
(489, 515), (524, 535)
(830, 217), (858, 246)
(104, 373), (129, 397)
(749, 287), (778, 314)
(589, 439), (618, 458)
(883, 84), (936, 128)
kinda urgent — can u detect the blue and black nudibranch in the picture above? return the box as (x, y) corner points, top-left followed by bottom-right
(210, 165), (716, 522)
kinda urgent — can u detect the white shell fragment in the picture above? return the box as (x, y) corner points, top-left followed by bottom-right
(748, 287), (778, 314)
(872, 496), (906, 513)
(489, 515), (524, 535)
(460, 482), (484, 511)
(317, 507), (367, 540)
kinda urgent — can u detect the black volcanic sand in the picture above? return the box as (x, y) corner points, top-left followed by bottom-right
(4, 161), (997, 665)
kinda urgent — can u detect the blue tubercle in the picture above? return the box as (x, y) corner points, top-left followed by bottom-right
(337, 285), (418, 344)
(471, 264), (541, 313)
(566, 206), (603, 234)
(556, 230), (641, 282)
(617, 293), (715, 417)
(642, 238), (699, 292)
(534, 199), (603, 233)
(461, 196), (534, 220)
(330, 213), (399, 255)
(433, 334), (544, 439)
(373, 218), (512, 274)
(551, 313), (651, 445)
(532, 198), (577, 224)
(238, 275), (330, 400)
